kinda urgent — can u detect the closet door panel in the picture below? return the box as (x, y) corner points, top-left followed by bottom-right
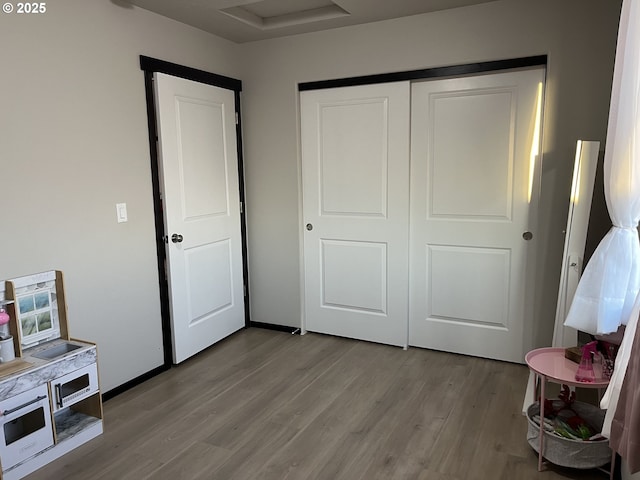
(301, 82), (410, 347)
(409, 68), (545, 362)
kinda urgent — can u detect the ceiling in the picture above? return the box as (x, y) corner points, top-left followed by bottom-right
(120, 0), (500, 43)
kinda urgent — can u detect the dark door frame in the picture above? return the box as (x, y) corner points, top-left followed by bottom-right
(139, 55), (250, 368)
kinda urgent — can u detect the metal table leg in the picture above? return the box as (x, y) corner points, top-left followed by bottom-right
(538, 374), (546, 471)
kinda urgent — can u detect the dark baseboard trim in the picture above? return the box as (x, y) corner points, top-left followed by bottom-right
(250, 321), (299, 334)
(299, 55), (547, 91)
(102, 364), (170, 402)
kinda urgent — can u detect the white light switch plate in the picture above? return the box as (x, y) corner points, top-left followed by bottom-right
(116, 203), (128, 223)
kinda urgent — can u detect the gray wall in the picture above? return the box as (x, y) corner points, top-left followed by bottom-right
(0, 0), (622, 392)
(0, 0), (242, 391)
(239, 0), (622, 349)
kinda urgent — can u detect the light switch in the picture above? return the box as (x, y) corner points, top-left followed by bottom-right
(116, 203), (128, 223)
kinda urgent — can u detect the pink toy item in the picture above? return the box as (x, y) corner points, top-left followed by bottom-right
(0, 308), (9, 339)
(575, 341), (598, 382)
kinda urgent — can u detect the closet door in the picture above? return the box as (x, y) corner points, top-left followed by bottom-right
(409, 68), (545, 362)
(301, 82), (410, 347)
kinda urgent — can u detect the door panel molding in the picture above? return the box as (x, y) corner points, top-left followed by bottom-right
(427, 244), (511, 329)
(318, 97), (390, 217)
(321, 239), (388, 314)
(428, 88), (515, 220)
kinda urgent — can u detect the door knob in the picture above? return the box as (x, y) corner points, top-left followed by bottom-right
(522, 231), (533, 241)
(171, 233), (184, 243)
(306, 223), (313, 231)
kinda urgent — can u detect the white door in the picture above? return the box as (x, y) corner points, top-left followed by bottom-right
(155, 73), (245, 364)
(301, 82), (410, 347)
(409, 68), (545, 362)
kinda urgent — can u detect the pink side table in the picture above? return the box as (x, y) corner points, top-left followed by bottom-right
(525, 347), (613, 477)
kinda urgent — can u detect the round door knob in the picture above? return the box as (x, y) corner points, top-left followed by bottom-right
(171, 233), (184, 243)
(522, 231), (533, 241)
(306, 223), (313, 231)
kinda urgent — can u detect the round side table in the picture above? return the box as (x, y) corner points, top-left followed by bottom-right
(525, 347), (613, 477)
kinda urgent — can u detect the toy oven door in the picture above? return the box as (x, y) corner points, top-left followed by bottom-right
(0, 383), (54, 471)
(52, 363), (99, 412)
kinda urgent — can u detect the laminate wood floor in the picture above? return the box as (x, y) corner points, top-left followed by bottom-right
(26, 328), (611, 480)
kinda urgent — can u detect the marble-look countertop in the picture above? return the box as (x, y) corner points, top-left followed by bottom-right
(0, 339), (96, 401)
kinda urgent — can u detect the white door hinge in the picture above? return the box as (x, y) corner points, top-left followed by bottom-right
(239, 201), (244, 214)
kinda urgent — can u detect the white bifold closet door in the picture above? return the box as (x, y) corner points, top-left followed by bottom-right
(301, 68), (545, 362)
(301, 82), (410, 347)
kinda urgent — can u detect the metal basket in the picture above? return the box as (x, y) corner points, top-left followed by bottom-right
(526, 401), (612, 469)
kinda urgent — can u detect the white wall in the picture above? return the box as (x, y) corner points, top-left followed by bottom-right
(239, 0), (622, 347)
(0, 0), (242, 391)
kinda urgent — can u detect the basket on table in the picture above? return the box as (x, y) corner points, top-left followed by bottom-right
(526, 400), (611, 469)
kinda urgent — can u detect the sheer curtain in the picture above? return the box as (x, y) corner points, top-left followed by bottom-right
(564, 0), (640, 337)
(563, 0), (640, 454)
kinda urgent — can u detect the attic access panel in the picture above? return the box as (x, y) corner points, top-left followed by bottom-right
(220, 0), (349, 30)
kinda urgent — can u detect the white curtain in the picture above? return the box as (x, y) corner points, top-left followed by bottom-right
(562, 0), (640, 442)
(564, 0), (640, 336)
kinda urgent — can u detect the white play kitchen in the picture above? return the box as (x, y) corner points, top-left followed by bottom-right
(0, 271), (102, 479)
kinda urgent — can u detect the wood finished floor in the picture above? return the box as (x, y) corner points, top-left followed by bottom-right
(27, 329), (609, 480)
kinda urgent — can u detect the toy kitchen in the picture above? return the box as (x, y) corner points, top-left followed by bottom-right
(0, 270), (103, 480)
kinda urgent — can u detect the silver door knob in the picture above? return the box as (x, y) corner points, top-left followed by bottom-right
(522, 231), (533, 241)
(171, 234), (184, 243)
(306, 223), (313, 231)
